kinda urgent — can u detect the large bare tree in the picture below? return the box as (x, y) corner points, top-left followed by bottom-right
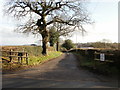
(52, 22), (87, 51)
(5, 0), (91, 55)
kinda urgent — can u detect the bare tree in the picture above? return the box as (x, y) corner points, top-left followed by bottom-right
(4, 0), (92, 55)
(53, 22), (79, 51)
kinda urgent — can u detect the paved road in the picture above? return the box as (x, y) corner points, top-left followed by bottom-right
(2, 53), (118, 88)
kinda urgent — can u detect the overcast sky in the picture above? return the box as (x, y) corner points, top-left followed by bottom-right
(0, 0), (119, 46)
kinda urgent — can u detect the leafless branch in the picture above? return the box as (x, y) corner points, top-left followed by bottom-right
(5, 0), (93, 39)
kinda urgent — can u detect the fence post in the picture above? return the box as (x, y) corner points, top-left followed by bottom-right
(94, 51), (96, 69)
(9, 49), (12, 62)
(18, 52), (23, 64)
(21, 55), (23, 64)
(26, 53), (28, 65)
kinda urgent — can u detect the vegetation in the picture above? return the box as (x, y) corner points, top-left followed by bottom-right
(49, 24), (73, 51)
(49, 27), (59, 47)
(2, 46), (62, 72)
(52, 23), (75, 51)
(29, 51), (62, 65)
(62, 39), (75, 50)
(78, 42), (118, 49)
(5, 0), (92, 55)
(91, 42), (118, 49)
(70, 48), (119, 76)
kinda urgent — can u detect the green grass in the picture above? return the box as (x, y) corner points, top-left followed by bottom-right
(1, 46), (43, 56)
(19, 46), (43, 56)
(73, 52), (118, 76)
(2, 46), (62, 72)
(2, 51), (62, 72)
(28, 51), (62, 65)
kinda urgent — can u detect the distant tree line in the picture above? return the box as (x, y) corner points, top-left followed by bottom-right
(78, 42), (119, 49)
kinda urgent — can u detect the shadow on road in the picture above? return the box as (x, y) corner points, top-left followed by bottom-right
(2, 53), (118, 88)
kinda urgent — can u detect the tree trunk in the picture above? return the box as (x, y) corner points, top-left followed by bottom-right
(56, 41), (59, 51)
(41, 31), (49, 55)
(42, 41), (47, 55)
(37, 15), (48, 55)
(50, 42), (54, 47)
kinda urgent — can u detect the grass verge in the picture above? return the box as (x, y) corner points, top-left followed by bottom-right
(28, 51), (62, 65)
(2, 51), (62, 73)
(73, 52), (118, 77)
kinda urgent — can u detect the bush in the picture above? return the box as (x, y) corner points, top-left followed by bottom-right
(72, 49), (119, 76)
(62, 39), (74, 50)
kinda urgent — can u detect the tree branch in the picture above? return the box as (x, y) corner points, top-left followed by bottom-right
(45, 2), (68, 15)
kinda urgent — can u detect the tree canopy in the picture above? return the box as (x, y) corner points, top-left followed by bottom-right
(5, 0), (92, 55)
(49, 26), (59, 46)
(62, 39), (74, 50)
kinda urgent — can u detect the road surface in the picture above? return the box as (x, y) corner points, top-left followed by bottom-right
(2, 53), (118, 88)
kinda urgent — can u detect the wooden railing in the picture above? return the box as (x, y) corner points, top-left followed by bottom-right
(94, 51), (114, 62)
(93, 51), (115, 69)
(1, 50), (29, 65)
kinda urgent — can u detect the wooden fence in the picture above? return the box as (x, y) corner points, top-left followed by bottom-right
(94, 51), (114, 62)
(1, 49), (29, 65)
(93, 51), (115, 69)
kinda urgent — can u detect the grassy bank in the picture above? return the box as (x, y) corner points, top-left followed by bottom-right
(1, 46), (55, 56)
(28, 51), (62, 65)
(72, 49), (119, 77)
(2, 46), (62, 72)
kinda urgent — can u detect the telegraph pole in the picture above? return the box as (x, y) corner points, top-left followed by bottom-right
(76, 33), (77, 52)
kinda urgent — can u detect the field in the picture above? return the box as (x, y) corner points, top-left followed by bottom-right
(1, 46), (62, 72)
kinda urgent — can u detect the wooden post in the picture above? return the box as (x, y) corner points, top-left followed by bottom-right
(18, 56), (20, 63)
(21, 55), (23, 64)
(94, 51), (96, 69)
(18, 52), (20, 63)
(26, 53), (28, 65)
(9, 49), (12, 62)
(18, 52), (23, 64)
